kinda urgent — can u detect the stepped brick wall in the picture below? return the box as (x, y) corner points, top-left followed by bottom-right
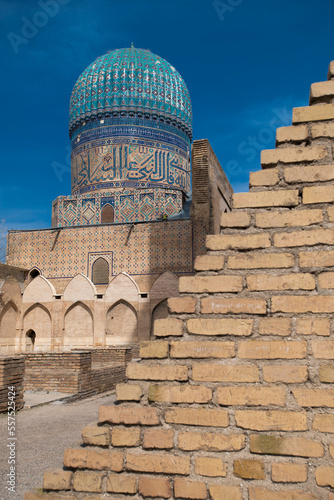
(25, 62), (334, 499)
(0, 356), (24, 413)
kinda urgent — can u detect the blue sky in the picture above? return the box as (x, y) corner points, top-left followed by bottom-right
(1, 0), (334, 231)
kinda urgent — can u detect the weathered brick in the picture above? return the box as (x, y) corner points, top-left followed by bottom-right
(220, 211), (251, 227)
(126, 363), (188, 381)
(63, 448), (123, 471)
(276, 125), (309, 143)
(250, 435), (323, 457)
(217, 386), (286, 406)
(111, 427), (141, 447)
(171, 340), (235, 358)
(247, 273), (315, 291)
(178, 431), (245, 451)
(238, 340), (307, 359)
(255, 209), (323, 228)
(272, 295), (334, 313)
(319, 272), (334, 289)
(187, 318), (253, 337)
(261, 146), (327, 165)
(271, 463), (307, 483)
(24, 494), (76, 500)
(209, 485), (242, 500)
(330, 444), (334, 459)
(148, 384), (211, 403)
(164, 408), (229, 427)
(293, 387), (334, 407)
(195, 457), (227, 477)
(139, 341), (169, 358)
(106, 474), (137, 494)
(235, 411), (308, 431)
(73, 471), (103, 492)
(154, 317), (184, 336)
(179, 275), (242, 293)
(259, 318), (291, 336)
(311, 122), (334, 138)
(263, 365), (308, 383)
(207, 233), (271, 251)
(310, 80), (334, 100)
(303, 185), (334, 204)
(99, 406), (159, 426)
(327, 206), (334, 221)
(174, 478), (207, 499)
(319, 364), (334, 382)
(233, 190), (298, 208)
(285, 164), (334, 183)
(194, 255), (224, 271)
(250, 168), (279, 187)
(192, 364), (259, 382)
(167, 298), (196, 315)
(81, 424), (110, 447)
(43, 469), (72, 491)
(126, 452), (190, 475)
(300, 250), (334, 268)
(249, 486), (316, 500)
(312, 341), (334, 359)
(228, 252), (294, 269)
(293, 104), (334, 123)
(234, 459), (265, 480)
(116, 384), (142, 401)
(201, 297), (267, 315)
(296, 318), (330, 336)
(315, 466), (334, 487)
(275, 228), (334, 247)
(143, 429), (174, 449)
(138, 476), (171, 498)
(313, 414), (334, 432)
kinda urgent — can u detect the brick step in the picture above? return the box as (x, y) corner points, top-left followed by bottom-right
(261, 145), (329, 168)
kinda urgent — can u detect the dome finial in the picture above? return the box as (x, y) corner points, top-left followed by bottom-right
(131, 42), (134, 48)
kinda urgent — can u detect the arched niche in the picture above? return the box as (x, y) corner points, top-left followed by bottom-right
(0, 301), (19, 339)
(64, 301), (93, 345)
(23, 303), (52, 348)
(0, 276), (22, 307)
(150, 271), (179, 300)
(23, 276), (55, 303)
(92, 258), (109, 285)
(63, 274), (96, 301)
(106, 300), (137, 341)
(104, 272), (139, 303)
(101, 204), (114, 224)
(150, 298), (168, 335)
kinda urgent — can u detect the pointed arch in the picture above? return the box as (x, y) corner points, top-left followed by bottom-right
(92, 258), (109, 285)
(64, 273), (96, 301)
(105, 272), (139, 302)
(1, 276), (22, 307)
(150, 271), (179, 300)
(101, 204), (114, 224)
(0, 301), (19, 339)
(64, 301), (94, 346)
(23, 275), (56, 303)
(106, 299), (138, 340)
(23, 303), (52, 348)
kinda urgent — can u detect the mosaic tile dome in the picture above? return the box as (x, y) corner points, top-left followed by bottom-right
(69, 46), (193, 140)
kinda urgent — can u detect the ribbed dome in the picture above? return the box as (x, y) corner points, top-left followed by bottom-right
(69, 46), (192, 140)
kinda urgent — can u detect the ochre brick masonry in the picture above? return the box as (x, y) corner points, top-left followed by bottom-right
(0, 356), (24, 413)
(25, 62), (334, 499)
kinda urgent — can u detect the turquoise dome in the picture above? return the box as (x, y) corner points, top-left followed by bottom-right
(69, 46), (192, 140)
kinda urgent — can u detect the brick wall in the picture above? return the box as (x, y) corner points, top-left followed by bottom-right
(0, 356), (24, 413)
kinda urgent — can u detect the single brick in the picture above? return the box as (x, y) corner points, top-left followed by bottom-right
(178, 431), (245, 451)
(209, 485), (242, 500)
(63, 448), (123, 471)
(276, 125), (309, 143)
(327, 60), (334, 79)
(238, 340), (307, 359)
(233, 190), (299, 208)
(293, 104), (334, 123)
(72, 471), (103, 492)
(217, 386), (286, 406)
(139, 341), (169, 358)
(247, 273), (315, 291)
(194, 254), (224, 271)
(148, 384), (211, 404)
(249, 486), (316, 500)
(228, 252), (294, 269)
(249, 168), (279, 187)
(274, 228), (334, 247)
(327, 206), (334, 221)
(220, 211), (251, 227)
(116, 384), (142, 401)
(126, 363), (188, 381)
(312, 122), (334, 138)
(174, 478), (207, 499)
(319, 272), (334, 289)
(330, 444), (334, 459)
(111, 427), (141, 447)
(263, 365), (308, 383)
(293, 387), (334, 407)
(24, 494), (76, 500)
(201, 297), (267, 315)
(235, 410), (308, 431)
(300, 250), (334, 268)
(312, 341), (334, 359)
(271, 462), (307, 483)
(258, 318), (291, 336)
(207, 233), (271, 251)
(106, 474), (137, 494)
(310, 80), (334, 100)
(179, 275), (243, 293)
(319, 365), (334, 382)
(285, 164), (334, 183)
(303, 185), (334, 204)
(250, 435), (324, 457)
(43, 469), (72, 491)
(154, 317), (184, 336)
(192, 364), (259, 383)
(313, 414), (334, 432)
(138, 476), (171, 498)
(99, 406), (159, 426)
(171, 340), (235, 358)
(261, 146), (327, 165)
(296, 318), (331, 336)
(272, 295), (334, 313)
(234, 459), (265, 480)
(255, 209), (323, 228)
(81, 424), (110, 447)
(187, 318), (253, 337)
(126, 452), (190, 475)
(165, 408), (229, 427)
(195, 457), (227, 477)
(167, 298), (196, 314)
(315, 466), (334, 487)
(143, 429), (174, 449)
